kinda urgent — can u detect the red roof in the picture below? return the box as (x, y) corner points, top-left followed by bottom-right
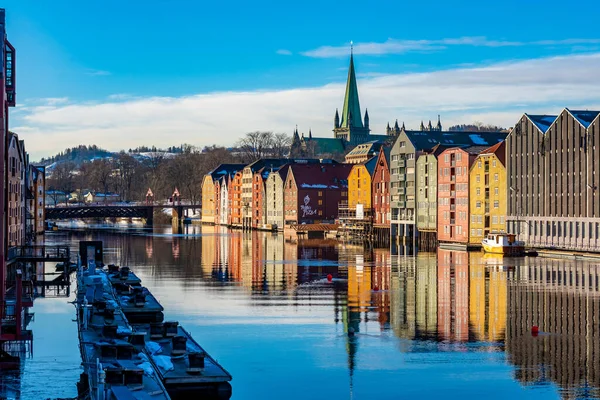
(480, 141), (505, 167)
(288, 164), (353, 189)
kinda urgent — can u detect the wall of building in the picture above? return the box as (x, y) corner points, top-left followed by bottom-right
(219, 180), (229, 225)
(437, 148), (472, 244)
(265, 173), (284, 229)
(229, 173), (243, 226)
(507, 110), (600, 251)
(469, 152), (506, 244)
(347, 164), (372, 210)
(251, 173), (266, 229)
(201, 176), (216, 224)
(372, 152), (390, 226)
(416, 154), (438, 231)
(390, 132), (417, 238)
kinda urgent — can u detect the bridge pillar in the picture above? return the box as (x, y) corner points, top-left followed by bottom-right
(144, 207), (153, 228)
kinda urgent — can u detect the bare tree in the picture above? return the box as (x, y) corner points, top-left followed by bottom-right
(47, 161), (75, 205)
(271, 133), (291, 158)
(237, 131), (275, 163)
(88, 159), (116, 202)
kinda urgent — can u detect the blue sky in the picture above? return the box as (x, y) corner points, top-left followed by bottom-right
(5, 0), (600, 159)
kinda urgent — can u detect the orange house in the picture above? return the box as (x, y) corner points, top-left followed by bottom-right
(437, 146), (482, 244)
(229, 172), (244, 227)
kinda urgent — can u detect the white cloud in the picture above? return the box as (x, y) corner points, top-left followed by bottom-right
(302, 37), (600, 58)
(276, 49), (292, 56)
(13, 52), (600, 161)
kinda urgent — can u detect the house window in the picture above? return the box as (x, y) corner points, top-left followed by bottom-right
(494, 173), (499, 181)
(476, 201), (481, 208)
(478, 161), (482, 168)
(318, 210), (323, 216)
(318, 191), (323, 197)
(400, 141), (406, 148)
(492, 160), (497, 167)
(494, 200), (499, 208)
(476, 175), (480, 183)
(494, 187), (499, 195)
(492, 216), (498, 224)
(476, 188), (480, 196)
(318, 200), (323, 205)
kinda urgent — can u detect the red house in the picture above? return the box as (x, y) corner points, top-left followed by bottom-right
(437, 146), (483, 244)
(284, 164), (352, 225)
(372, 147), (391, 227)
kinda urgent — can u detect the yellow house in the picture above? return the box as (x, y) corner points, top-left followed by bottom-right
(201, 174), (217, 224)
(347, 156), (378, 212)
(469, 141), (507, 244)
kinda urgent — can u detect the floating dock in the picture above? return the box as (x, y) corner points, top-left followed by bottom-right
(76, 241), (233, 400)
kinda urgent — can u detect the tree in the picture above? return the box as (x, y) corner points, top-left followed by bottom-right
(237, 131), (275, 163)
(47, 161), (75, 205)
(88, 159), (116, 202)
(271, 133), (291, 158)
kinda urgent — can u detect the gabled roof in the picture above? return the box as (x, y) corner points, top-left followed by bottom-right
(245, 158), (291, 173)
(209, 164), (246, 180)
(525, 114), (557, 133)
(340, 54), (363, 129)
(566, 108), (600, 128)
(288, 164), (353, 189)
(478, 141), (506, 167)
(363, 156), (378, 176)
(346, 141), (385, 158)
(401, 130), (506, 152)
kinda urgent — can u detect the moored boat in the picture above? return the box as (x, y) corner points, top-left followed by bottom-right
(482, 231), (525, 256)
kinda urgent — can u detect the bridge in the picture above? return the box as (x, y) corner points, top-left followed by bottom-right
(45, 204), (202, 226)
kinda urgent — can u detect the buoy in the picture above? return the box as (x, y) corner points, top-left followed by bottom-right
(531, 325), (539, 336)
(327, 274), (332, 282)
(373, 286), (379, 291)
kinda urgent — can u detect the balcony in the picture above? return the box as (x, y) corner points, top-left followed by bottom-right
(398, 174), (405, 181)
(398, 160), (405, 167)
(450, 191), (456, 197)
(398, 201), (406, 208)
(398, 187), (405, 195)
(450, 204), (456, 211)
(450, 219), (456, 225)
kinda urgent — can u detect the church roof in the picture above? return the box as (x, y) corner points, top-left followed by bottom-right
(307, 137), (346, 155)
(340, 54), (363, 129)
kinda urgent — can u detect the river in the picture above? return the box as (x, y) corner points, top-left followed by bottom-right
(4, 225), (600, 399)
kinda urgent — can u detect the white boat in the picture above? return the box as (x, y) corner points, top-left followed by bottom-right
(482, 231), (525, 256)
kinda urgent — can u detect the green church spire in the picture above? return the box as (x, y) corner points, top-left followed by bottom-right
(340, 51), (363, 129)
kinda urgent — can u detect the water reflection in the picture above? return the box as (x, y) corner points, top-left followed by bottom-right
(23, 226), (600, 399)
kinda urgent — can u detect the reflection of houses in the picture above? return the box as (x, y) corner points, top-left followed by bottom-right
(469, 255), (507, 342)
(506, 259), (600, 397)
(390, 253), (437, 340)
(437, 249), (469, 341)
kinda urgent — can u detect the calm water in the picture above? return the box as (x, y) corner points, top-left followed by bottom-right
(4, 225), (600, 399)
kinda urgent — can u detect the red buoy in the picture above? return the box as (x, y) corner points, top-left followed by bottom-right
(531, 325), (539, 336)
(373, 286), (379, 291)
(327, 274), (333, 282)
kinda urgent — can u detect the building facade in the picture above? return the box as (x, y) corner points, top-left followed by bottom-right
(437, 147), (483, 244)
(415, 145), (445, 248)
(390, 129), (506, 242)
(506, 109), (600, 251)
(469, 142), (506, 244)
(372, 147), (391, 226)
(229, 172), (243, 227)
(265, 165), (290, 230)
(201, 164), (245, 225)
(284, 164), (352, 225)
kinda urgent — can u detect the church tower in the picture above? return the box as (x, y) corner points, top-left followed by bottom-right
(333, 50), (370, 146)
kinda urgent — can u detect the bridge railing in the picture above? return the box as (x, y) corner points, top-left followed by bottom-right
(8, 245), (71, 261)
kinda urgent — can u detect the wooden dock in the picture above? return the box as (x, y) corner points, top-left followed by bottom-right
(76, 241), (232, 400)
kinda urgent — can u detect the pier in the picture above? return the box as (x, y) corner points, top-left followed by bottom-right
(75, 241), (232, 399)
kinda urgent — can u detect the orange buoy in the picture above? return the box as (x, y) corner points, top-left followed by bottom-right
(531, 325), (539, 336)
(327, 274), (333, 282)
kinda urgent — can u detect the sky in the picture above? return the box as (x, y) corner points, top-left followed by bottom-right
(4, 0), (600, 161)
